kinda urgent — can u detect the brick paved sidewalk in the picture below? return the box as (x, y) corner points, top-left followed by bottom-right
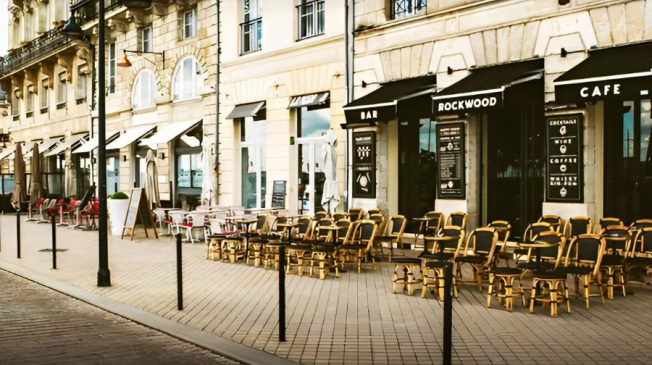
(1, 215), (652, 364)
(0, 270), (240, 365)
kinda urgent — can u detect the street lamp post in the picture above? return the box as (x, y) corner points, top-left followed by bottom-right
(96, 0), (111, 287)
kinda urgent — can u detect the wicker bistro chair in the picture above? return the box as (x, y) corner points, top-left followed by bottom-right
(538, 215), (563, 233)
(375, 215), (407, 262)
(414, 211), (445, 251)
(252, 214), (270, 234)
(564, 234), (606, 309)
(627, 228), (652, 282)
(270, 216), (288, 235)
(333, 212), (348, 222)
(292, 217), (312, 240)
(564, 216), (592, 240)
(420, 226), (466, 300)
(314, 218), (335, 241)
(454, 228), (499, 293)
(348, 207), (364, 222)
(488, 221), (512, 266)
(446, 212), (468, 232)
(367, 208), (382, 217)
(600, 225), (631, 299)
(630, 219), (652, 231)
(285, 242), (314, 277)
(595, 217), (623, 234)
(514, 222), (553, 264)
(527, 232), (570, 317)
(343, 220), (378, 273)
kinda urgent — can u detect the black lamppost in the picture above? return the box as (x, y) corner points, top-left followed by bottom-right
(63, 2), (111, 287)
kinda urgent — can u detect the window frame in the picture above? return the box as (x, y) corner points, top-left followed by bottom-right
(25, 85), (34, 115)
(11, 89), (20, 118)
(297, 0), (325, 41)
(132, 69), (157, 110)
(140, 25), (153, 52)
(108, 42), (116, 94)
(76, 66), (87, 103)
(56, 71), (67, 107)
(172, 57), (202, 102)
(176, 150), (202, 189)
(391, 0), (427, 20)
(40, 78), (49, 112)
(183, 9), (197, 39)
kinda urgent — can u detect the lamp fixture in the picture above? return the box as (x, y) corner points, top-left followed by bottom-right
(361, 80), (367, 88)
(122, 155), (127, 162)
(561, 48), (568, 57)
(118, 50), (166, 69)
(61, 16), (84, 39)
(159, 152), (165, 160)
(447, 66), (453, 75)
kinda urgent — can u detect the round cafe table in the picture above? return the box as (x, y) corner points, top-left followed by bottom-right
(236, 219), (258, 258)
(413, 217), (436, 248)
(518, 240), (560, 272)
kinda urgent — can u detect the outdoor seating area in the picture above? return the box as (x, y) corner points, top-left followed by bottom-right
(24, 196), (100, 231)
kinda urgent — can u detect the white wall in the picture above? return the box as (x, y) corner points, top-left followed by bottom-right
(0, 0), (7, 55)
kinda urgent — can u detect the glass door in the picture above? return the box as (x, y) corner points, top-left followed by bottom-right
(107, 155), (119, 195)
(604, 99), (652, 224)
(241, 145), (266, 208)
(297, 139), (326, 215)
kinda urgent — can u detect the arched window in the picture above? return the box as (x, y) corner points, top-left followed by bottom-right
(132, 70), (157, 109)
(173, 57), (202, 101)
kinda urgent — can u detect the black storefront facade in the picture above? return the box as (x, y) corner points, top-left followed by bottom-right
(342, 44), (652, 237)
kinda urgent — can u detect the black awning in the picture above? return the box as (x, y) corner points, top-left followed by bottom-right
(432, 59), (543, 116)
(554, 43), (652, 103)
(226, 101), (266, 119)
(342, 75), (436, 129)
(288, 92), (330, 109)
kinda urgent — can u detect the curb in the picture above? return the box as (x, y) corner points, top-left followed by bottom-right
(0, 261), (299, 365)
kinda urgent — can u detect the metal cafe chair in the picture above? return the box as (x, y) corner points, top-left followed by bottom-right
(375, 215), (407, 262)
(348, 207), (365, 222)
(314, 218), (335, 241)
(528, 232), (570, 317)
(333, 212), (348, 222)
(446, 211), (468, 232)
(564, 216), (592, 239)
(487, 220), (512, 266)
(600, 225), (630, 299)
(564, 234), (606, 309)
(344, 220), (378, 274)
(538, 214), (563, 233)
(367, 208), (382, 217)
(627, 228), (652, 283)
(414, 211), (445, 251)
(420, 226), (465, 300)
(595, 217), (623, 234)
(454, 228), (498, 292)
(514, 222), (553, 264)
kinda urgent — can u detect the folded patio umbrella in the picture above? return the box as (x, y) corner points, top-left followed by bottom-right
(29, 143), (42, 205)
(201, 141), (216, 206)
(321, 129), (340, 214)
(11, 143), (26, 210)
(145, 149), (160, 209)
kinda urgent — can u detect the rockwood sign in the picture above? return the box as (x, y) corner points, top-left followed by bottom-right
(435, 95), (500, 113)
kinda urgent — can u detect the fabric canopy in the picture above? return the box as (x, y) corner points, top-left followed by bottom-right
(0, 145), (17, 161)
(554, 43), (652, 103)
(343, 76), (436, 128)
(106, 125), (156, 150)
(24, 138), (63, 158)
(139, 119), (202, 147)
(226, 101), (265, 119)
(288, 92), (329, 109)
(74, 131), (120, 154)
(46, 134), (89, 157)
(432, 59), (543, 115)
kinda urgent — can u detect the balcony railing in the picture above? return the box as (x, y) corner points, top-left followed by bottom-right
(75, 0), (124, 25)
(240, 18), (262, 55)
(0, 28), (73, 78)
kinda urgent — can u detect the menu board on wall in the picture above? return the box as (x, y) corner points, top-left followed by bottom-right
(546, 114), (583, 202)
(272, 180), (286, 208)
(352, 131), (376, 198)
(436, 122), (465, 199)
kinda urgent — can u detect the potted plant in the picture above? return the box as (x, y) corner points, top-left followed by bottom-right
(107, 191), (129, 236)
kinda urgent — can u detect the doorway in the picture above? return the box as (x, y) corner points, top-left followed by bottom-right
(297, 139), (326, 215)
(106, 154), (120, 195)
(482, 81), (545, 238)
(241, 145), (266, 208)
(604, 99), (652, 224)
(398, 118), (438, 231)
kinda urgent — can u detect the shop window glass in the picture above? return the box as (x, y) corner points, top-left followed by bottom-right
(132, 70), (157, 109)
(298, 106), (330, 138)
(241, 117), (267, 208)
(107, 156), (119, 195)
(392, 0), (426, 19)
(177, 153), (201, 188)
(641, 100), (652, 162)
(623, 101), (635, 158)
(56, 72), (67, 106)
(41, 78), (49, 109)
(173, 57), (202, 101)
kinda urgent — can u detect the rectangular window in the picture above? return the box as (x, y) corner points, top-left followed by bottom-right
(11, 90), (20, 117)
(77, 66), (87, 102)
(108, 43), (116, 94)
(26, 86), (34, 114)
(183, 10), (196, 39)
(241, 0), (262, 54)
(140, 26), (152, 52)
(177, 153), (202, 188)
(392, 0), (427, 19)
(56, 72), (67, 106)
(40, 78), (49, 110)
(298, 0), (325, 40)
(623, 101), (635, 158)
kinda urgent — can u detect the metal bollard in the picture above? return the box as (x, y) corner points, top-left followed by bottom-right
(443, 262), (453, 365)
(51, 215), (57, 269)
(278, 244), (286, 342)
(176, 233), (183, 311)
(16, 212), (21, 259)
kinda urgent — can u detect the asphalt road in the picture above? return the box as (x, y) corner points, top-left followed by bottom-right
(0, 270), (242, 365)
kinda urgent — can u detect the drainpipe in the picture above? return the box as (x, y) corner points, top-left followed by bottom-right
(215, 0), (221, 203)
(344, 0), (354, 211)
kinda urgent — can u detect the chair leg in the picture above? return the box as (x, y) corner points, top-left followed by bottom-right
(564, 281), (571, 314)
(583, 275), (590, 309)
(607, 268), (615, 300)
(476, 265), (484, 293)
(597, 271), (606, 304)
(529, 279), (537, 313)
(619, 269), (627, 297)
(505, 276), (514, 312)
(549, 284), (558, 317)
(486, 274), (494, 308)
(421, 268), (429, 298)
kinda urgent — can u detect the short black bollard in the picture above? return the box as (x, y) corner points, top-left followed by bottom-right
(51, 215), (57, 270)
(278, 244), (286, 342)
(176, 233), (183, 311)
(16, 212), (21, 259)
(443, 262), (453, 365)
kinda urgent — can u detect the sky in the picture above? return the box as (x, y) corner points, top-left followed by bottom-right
(0, 0), (7, 55)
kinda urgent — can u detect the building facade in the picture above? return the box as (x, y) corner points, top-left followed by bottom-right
(344, 0), (652, 236)
(0, 0), (218, 210)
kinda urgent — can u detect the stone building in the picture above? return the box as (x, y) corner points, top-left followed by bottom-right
(343, 0), (652, 236)
(0, 0), (218, 210)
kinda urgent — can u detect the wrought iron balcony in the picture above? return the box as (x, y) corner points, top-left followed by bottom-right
(74, 0), (125, 24)
(0, 28), (74, 78)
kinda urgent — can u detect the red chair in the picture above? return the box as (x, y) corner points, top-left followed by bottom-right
(27, 197), (46, 222)
(46, 199), (65, 222)
(81, 198), (99, 229)
(58, 198), (79, 226)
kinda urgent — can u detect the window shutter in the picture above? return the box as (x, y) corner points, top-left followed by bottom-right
(137, 28), (143, 52)
(177, 14), (184, 40)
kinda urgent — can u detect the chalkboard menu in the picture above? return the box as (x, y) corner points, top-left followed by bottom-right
(352, 131), (376, 198)
(436, 122), (465, 199)
(122, 188), (158, 240)
(546, 114), (583, 202)
(272, 180), (286, 208)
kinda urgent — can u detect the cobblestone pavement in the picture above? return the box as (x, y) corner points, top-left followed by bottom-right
(0, 270), (241, 365)
(2, 215), (652, 364)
